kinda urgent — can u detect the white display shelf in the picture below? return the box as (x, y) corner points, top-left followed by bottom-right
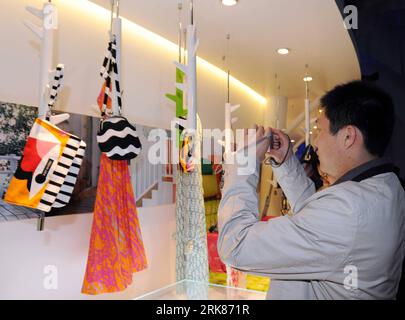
(134, 279), (267, 300)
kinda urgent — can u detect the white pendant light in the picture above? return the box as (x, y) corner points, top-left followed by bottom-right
(277, 48), (290, 55)
(222, 0), (238, 6)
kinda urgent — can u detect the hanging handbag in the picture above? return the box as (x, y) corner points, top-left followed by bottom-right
(3, 118), (86, 212)
(3, 65), (86, 212)
(96, 38), (142, 161)
(97, 115), (141, 160)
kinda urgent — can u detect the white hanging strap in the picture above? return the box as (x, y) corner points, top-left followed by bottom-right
(46, 64), (64, 120)
(109, 0), (120, 40)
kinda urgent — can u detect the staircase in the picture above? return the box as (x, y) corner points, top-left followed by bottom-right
(139, 180), (174, 207)
(132, 125), (175, 208)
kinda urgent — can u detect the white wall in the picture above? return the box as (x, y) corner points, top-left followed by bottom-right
(0, 0), (265, 299)
(0, 204), (176, 300)
(0, 0), (265, 131)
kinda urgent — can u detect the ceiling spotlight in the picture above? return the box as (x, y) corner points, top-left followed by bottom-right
(303, 76), (313, 82)
(277, 48), (290, 55)
(221, 0), (238, 6)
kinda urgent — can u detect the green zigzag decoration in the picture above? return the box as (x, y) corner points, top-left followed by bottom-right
(166, 67), (188, 147)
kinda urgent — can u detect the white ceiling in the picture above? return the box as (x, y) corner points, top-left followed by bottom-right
(90, 0), (360, 104)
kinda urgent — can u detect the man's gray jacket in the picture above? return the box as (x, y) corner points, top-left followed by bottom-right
(217, 155), (405, 299)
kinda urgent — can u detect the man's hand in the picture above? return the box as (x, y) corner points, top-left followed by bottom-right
(240, 125), (293, 165)
(253, 125), (272, 163)
(268, 128), (293, 164)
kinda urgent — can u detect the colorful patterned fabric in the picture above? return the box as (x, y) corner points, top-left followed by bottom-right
(179, 134), (196, 173)
(97, 81), (112, 114)
(166, 67), (194, 174)
(167, 31), (208, 283)
(81, 153), (147, 295)
(174, 113), (209, 283)
(175, 168), (209, 283)
(3, 118), (85, 212)
(226, 266), (247, 289)
(207, 232), (226, 273)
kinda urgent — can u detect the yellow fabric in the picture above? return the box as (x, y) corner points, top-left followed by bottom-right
(204, 199), (220, 231)
(209, 272), (270, 292)
(202, 174), (218, 198)
(205, 214), (217, 231)
(205, 199), (220, 215)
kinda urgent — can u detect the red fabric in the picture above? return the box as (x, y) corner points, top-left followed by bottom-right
(207, 232), (226, 273)
(20, 138), (43, 172)
(81, 154), (147, 295)
(262, 215), (279, 222)
(97, 81), (112, 112)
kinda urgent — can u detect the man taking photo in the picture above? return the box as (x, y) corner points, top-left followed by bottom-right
(217, 80), (405, 299)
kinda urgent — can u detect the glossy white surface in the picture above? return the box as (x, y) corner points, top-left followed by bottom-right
(135, 279), (267, 300)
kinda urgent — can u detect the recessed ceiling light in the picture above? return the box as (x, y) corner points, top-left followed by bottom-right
(277, 48), (290, 55)
(222, 0), (238, 6)
(303, 76), (313, 82)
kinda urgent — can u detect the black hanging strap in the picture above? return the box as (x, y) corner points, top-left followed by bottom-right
(99, 38), (122, 117)
(46, 64), (64, 120)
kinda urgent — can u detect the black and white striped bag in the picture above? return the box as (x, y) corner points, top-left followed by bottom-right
(97, 38), (142, 161)
(4, 65), (87, 213)
(47, 65), (87, 209)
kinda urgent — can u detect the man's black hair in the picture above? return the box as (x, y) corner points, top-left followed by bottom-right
(320, 80), (395, 157)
